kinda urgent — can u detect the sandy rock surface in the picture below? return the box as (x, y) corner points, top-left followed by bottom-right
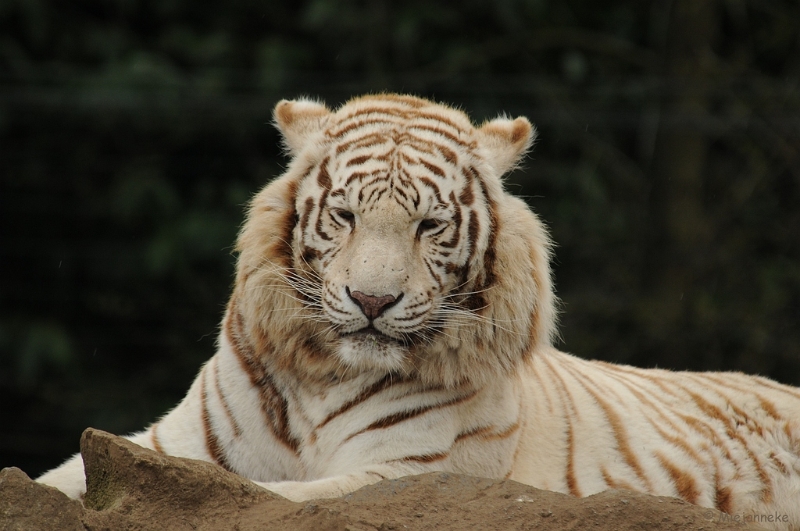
(1, 429), (764, 531)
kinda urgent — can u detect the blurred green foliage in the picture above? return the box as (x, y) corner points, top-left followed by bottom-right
(1, 0), (798, 477)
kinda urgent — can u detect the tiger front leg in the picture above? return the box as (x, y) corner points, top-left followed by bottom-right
(36, 452), (87, 499)
(252, 462), (424, 502)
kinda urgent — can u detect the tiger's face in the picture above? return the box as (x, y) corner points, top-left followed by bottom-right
(293, 133), (493, 371)
(237, 95), (556, 384)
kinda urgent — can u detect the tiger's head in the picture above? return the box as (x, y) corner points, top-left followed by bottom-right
(234, 94), (556, 387)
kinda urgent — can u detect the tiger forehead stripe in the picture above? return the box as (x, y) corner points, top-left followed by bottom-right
(333, 104), (472, 135)
(334, 132), (387, 155)
(326, 106), (475, 152)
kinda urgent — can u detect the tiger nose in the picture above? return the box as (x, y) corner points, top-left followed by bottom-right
(346, 288), (402, 320)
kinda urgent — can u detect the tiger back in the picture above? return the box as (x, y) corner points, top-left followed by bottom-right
(38, 94), (800, 530)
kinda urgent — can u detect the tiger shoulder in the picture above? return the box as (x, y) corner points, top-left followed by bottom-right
(38, 93), (800, 530)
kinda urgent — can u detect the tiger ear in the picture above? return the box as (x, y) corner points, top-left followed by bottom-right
(273, 98), (331, 156)
(477, 117), (536, 176)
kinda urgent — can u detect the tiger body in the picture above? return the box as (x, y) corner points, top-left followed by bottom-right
(38, 94), (800, 528)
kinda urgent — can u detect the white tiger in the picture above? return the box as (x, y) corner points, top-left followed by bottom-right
(39, 94), (800, 529)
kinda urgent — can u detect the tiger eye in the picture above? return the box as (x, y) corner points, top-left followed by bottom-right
(417, 218), (442, 236)
(333, 209), (355, 226)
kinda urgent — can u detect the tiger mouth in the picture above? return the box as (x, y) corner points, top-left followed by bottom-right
(343, 326), (402, 345)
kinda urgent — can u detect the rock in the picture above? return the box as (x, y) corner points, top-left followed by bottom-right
(0, 467), (85, 531)
(79, 428), (295, 530)
(0, 429), (765, 531)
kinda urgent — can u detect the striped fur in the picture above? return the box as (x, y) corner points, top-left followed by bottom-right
(39, 95), (800, 529)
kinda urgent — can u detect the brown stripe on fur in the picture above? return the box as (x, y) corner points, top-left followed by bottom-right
(751, 375), (800, 401)
(213, 357), (242, 438)
(540, 358), (582, 496)
(622, 368), (685, 402)
(715, 481), (734, 514)
(346, 154), (373, 167)
(455, 422), (520, 443)
(675, 412), (738, 470)
(301, 245), (322, 266)
(419, 158), (445, 178)
(150, 423), (165, 454)
(265, 179), (298, 269)
(200, 369), (233, 471)
(685, 374), (777, 430)
(423, 257), (443, 288)
(335, 132), (386, 155)
(317, 157), (332, 190)
(434, 143), (458, 165)
(601, 466), (637, 491)
(769, 451), (789, 475)
(225, 305), (260, 382)
(569, 369), (653, 491)
(413, 112), (470, 136)
(505, 400), (526, 482)
(346, 171), (376, 187)
(417, 176), (443, 205)
(294, 335), (334, 371)
(393, 184), (409, 203)
(459, 178), (474, 206)
(701, 374), (784, 422)
(474, 166), (498, 293)
(336, 103), (471, 139)
(592, 365), (710, 474)
(299, 196), (314, 235)
(439, 192), (462, 249)
(344, 390), (478, 444)
(593, 365), (691, 437)
(256, 370), (301, 454)
(395, 134), (445, 161)
(680, 386), (773, 503)
(408, 123), (471, 148)
(655, 451), (700, 504)
(316, 373), (406, 430)
(225, 303), (301, 455)
(363, 183), (390, 207)
(454, 425), (493, 443)
(564, 413), (580, 497)
(412, 110), (471, 135)
(336, 106), (412, 125)
(396, 452), (449, 463)
(367, 94), (426, 108)
(463, 211), (479, 284)
(315, 188), (332, 241)
(529, 361), (555, 415)
(329, 117), (403, 140)
(652, 423), (705, 469)
(491, 421), (521, 440)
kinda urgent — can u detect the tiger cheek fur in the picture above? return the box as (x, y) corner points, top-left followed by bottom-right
(36, 94), (800, 530)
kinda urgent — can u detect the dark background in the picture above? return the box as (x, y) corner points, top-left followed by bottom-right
(2, 0), (799, 478)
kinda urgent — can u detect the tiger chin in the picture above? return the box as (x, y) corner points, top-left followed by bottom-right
(38, 94), (800, 529)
